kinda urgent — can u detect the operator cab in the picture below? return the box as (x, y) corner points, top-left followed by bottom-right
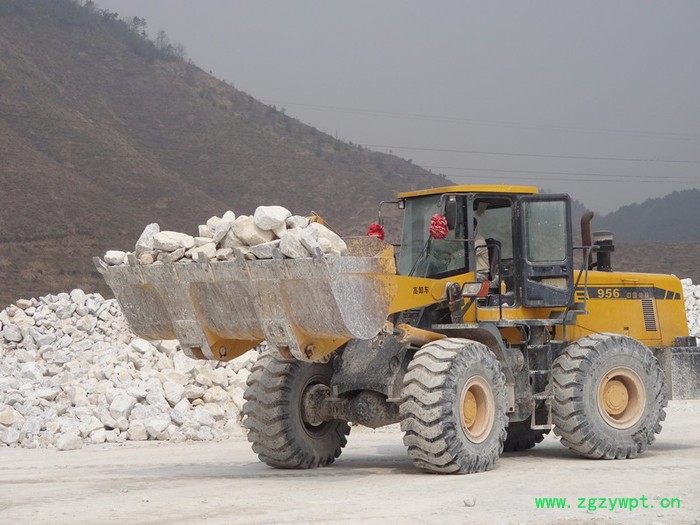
(397, 185), (574, 309)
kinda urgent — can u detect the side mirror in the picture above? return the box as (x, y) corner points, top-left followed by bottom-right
(444, 198), (457, 230)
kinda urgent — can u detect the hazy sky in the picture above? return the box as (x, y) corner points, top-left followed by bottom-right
(96, 1), (700, 214)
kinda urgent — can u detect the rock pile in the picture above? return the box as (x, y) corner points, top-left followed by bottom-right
(103, 205), (347, 266)
(682, 278), (700, 336)
(0, 290), (259, 449)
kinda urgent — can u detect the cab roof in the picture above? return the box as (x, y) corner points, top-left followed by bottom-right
(398, 185), (539, 199)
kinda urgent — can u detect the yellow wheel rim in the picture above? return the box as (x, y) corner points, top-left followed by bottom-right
(459, 376), (495, 443)
(597, 367), (646, 429)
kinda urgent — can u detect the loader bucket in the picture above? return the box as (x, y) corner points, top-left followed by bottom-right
(95, 236), (397, 362)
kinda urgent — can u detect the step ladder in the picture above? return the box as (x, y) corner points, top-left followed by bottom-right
(525, 341), (563, 431)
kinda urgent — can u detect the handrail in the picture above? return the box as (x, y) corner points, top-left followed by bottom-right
(562, 245), (597, 339)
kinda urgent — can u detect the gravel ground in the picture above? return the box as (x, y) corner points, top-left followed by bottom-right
(1, 400), (698, 525)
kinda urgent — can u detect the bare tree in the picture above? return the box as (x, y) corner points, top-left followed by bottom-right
(126, 16), (147, 37)
(171, 43), (187, 60)
(154, 29), (170, 51)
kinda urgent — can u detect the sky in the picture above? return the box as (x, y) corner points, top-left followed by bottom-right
(96, 0), (700, 214)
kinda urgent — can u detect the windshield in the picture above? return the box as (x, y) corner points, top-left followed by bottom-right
(398, 195), (441, 275)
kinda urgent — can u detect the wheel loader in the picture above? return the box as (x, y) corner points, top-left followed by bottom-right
(96, 184), (700, 474)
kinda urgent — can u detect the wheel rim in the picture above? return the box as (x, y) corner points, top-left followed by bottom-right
(597, 367), (646, 429)
(300, 377), (330, 436)
(459, 375), (495, 443)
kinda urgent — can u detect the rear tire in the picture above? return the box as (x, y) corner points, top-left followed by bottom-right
(552, 334), (666, 459)
(399, 338), (508, 474)
(242, 349), (350, 469)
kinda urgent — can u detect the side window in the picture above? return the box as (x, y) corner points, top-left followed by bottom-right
(524, 200), (567, 262)
(474, 200), (513, 259)
(425, 196), (467, 277)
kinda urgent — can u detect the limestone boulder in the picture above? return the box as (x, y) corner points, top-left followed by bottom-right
(135, 223), (160, 253)
(249, 240), (281, 260)
(253, 205), (292, 232)
(307, 222), (347, 255)
(104, 250), (126, 266)
(232, 216), (275, 246)
(279, 229), (311, 259)
(153, 231), (195, 252)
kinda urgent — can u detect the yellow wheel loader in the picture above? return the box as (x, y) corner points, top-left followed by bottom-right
(97, 185), (699, 474)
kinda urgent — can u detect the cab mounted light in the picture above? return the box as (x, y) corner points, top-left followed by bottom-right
(462, 282), (490, 297)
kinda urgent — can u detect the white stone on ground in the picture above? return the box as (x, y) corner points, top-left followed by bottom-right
(0, 290), (263, 450)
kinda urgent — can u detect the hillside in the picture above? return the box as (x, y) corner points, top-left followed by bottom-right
(0, 0), (449, 306)
(596, 190), (700, 242)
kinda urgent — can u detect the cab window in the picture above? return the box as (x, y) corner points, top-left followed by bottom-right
(524, 200), (567, 262)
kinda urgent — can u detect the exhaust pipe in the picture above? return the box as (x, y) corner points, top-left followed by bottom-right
(581, 211), (594, 268)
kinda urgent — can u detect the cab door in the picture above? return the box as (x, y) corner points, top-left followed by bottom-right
(518, 195), (574, 308)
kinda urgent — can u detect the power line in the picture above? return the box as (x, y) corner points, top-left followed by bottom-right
(5, 108), (699, 166)
(424, 165), (700, 182)
(446, 174), (699, 185)
(362, 144), (700, 164)
(266, 100), (700, 142)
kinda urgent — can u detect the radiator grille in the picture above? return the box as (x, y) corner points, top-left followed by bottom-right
(642, 299), (657, 331)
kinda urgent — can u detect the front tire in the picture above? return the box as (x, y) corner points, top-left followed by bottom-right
(552, 334), (666, 459)
(399, 338), (508, 474)
(242, 349), (350, 469)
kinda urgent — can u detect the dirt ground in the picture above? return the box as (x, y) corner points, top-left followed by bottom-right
(0, 401), (698, 525)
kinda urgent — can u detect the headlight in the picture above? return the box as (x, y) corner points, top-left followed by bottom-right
(462, 282), (488, 297)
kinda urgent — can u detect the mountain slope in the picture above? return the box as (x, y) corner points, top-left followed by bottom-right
(0, 0), (449, 305)
(596, 190), (700, 242)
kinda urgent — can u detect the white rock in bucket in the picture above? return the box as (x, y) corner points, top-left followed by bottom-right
(221, 231), (246, 250)
(139, 252), (156, 265)
(187, 243), (217, 262)
(157, 248), (186, 263)
(280, 229), (311, 259)
(249, 240), (281, 260)
(193, 236), (213, 247)
(254, 206), (291, 234)
(104, 208), (344, 267)
(286, 215), (311, 229)
(299, 230), (322, 256)
(135, 223), (160, 253)
(232, 216), (275, 246)
(216, 248), (234, 261)
(153, 231), (195, 252)
(307, 222), (347, 255)
(198, 224), (213, 238)
(211, 211), (236, 244)
(104, 250), (127, 266)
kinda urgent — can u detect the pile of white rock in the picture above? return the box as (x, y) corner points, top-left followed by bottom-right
(0, 290), (259, 449)
(682, 278), (700, 336)
(103, 205), (348, 266)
